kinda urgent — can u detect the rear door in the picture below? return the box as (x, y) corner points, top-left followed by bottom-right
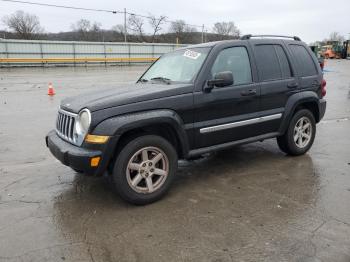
(251, 40), (298, 133)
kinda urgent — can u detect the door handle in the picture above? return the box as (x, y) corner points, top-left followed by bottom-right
(287, 82), (299, 89)
(241, 89), (257, 96)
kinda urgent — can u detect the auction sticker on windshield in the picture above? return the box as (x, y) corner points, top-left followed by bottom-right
(183, 49), (201, 59)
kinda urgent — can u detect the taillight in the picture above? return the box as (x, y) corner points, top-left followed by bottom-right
(319, 61), (324, 70)
(321, 79), (326, 97)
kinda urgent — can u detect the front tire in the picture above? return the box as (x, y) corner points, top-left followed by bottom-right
(112, 135), (178, 205)
(277, 109), (316, 156)
(71, 168), (84, 174)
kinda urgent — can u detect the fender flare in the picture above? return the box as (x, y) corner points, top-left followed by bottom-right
(279, 91), (320, 134)
(92, 109), (190, 157)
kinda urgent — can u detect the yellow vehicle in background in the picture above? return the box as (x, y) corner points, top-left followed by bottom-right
(321, 42), (345, 59)
(321, 45), (338, 59)
(345, 40), (350, 59)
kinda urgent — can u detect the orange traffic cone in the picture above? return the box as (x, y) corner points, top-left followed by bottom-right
(47, 82), (55, 96)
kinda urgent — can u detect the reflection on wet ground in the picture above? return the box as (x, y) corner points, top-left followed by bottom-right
(1, 61), (350, 261)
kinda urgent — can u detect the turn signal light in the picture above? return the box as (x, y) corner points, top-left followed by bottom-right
(90, 157), (101, 167)
(85, 134), (109, 144)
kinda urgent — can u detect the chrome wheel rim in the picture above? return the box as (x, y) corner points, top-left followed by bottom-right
(294, 116), (312, 148)
(126, 146), (169, 194)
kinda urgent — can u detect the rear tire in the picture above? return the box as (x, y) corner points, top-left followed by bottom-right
(111, 135), (177, 205)
(277, 109), (316, 156)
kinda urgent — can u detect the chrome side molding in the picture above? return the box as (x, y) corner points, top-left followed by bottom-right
(200, 113), (282, 134)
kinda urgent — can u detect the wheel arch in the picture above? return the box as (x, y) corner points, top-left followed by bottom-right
(279, 91), (321, 134)
(92, 109), (190, 159)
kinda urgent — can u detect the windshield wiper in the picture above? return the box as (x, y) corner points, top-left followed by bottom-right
(138, 78), (148, 83)
(150, 77), (171, 84)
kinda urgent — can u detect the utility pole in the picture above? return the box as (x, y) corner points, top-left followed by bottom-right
(201, 24), (204, 43)
(124, 8), (127, 42)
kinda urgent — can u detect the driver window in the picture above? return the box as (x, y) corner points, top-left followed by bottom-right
(211, 47), (252, 85)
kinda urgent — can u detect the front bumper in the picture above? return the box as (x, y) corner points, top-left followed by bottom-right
(46, 130), (114, 176)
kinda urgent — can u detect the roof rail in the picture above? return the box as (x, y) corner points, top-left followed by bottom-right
(240, 34), (301, 41)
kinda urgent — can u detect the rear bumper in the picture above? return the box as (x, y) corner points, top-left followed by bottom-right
(45, 130), (116, 176)
(318, 99), (327, 121)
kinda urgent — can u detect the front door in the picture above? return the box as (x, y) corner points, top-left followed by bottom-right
(193, 44), (261, 149)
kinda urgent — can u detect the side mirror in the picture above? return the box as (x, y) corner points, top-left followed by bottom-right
(205, 71), (234, 92)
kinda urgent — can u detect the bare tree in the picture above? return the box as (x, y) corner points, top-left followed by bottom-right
(111, 24), (124, 41)
(128, 15), (146, 42)
(170, 20), (186, 35)
(91, 22), (101, 32)
(71, 19), (102, 41)
(111, 24), (124, 34)
(212, 21), (240, 39)
(71, 19), (91, 32)
(90, 22), (102, 41)
(2, 10), (43, 39)
(71, 19), (91, 40)
(328, 32), (345, 42)
(148, 14), (166, 43)
(169, 20), (196, 43)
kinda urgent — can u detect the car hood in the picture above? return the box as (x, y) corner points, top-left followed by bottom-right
(60, 83), (193, 113)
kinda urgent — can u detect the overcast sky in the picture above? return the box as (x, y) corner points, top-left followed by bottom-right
(1, 0), (349, 43)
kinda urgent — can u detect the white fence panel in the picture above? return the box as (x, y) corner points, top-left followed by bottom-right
(0, 39), (186, 66)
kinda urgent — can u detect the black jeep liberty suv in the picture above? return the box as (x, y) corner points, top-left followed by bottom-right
(46, 35), (327, 205)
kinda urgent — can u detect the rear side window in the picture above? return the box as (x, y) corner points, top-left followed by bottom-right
(254, 44), (292, 81)
(274, 45), (292, 78)
(289, 44), (317, 76)
(211, 46), (252, 85)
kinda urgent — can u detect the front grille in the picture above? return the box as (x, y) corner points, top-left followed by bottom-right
(56, 109), (77, 144)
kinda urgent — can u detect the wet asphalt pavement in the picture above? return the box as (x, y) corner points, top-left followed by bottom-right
(0, 60), (350, 262)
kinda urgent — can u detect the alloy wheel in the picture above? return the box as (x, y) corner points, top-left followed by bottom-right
(293, 116), (312, 148)
(126, 146), (169, 194)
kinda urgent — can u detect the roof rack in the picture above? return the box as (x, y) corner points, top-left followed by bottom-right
(240, 34), (301, 41)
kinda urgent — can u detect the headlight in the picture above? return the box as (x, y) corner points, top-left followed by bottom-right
(74, 108), (91, 144)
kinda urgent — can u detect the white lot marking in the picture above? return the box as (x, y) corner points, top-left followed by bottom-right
(321, 117), (349, 124)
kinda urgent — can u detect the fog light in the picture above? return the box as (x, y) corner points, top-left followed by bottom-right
(90, 157), (101, 167)
(85, 134), (109, 144)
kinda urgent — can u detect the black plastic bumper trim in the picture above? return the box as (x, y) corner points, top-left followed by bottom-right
(318, 99), (327, 121)
(46, 130), (102, 175)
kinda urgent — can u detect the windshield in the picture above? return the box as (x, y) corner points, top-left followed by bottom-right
(139, 47), (210, 84)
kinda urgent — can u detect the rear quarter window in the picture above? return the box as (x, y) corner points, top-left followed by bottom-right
(289, 44), (317, 76)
